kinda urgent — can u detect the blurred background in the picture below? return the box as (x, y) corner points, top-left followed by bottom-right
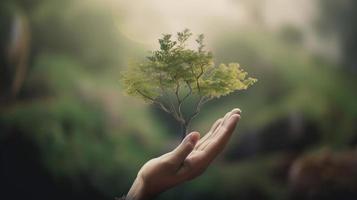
(1, 0), (357, 199)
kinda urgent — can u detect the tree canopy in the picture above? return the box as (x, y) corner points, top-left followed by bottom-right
(121, 29), (257, 138)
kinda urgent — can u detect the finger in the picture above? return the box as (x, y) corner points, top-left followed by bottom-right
(222, 109), (234, 124)
(169, 132), (200, 165)
(209, 118), (224, 134)
(202, 114), (240, 163)
(198, 108), (241, 150)
(195, 118), (222, 150)
(223, 108), (241, 125)
(212, 108), (241, 138)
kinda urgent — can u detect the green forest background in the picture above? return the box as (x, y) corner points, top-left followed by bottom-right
(1, 0), (357, 200)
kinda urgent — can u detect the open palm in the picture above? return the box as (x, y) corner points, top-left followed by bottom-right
(127, 108), (241, 200)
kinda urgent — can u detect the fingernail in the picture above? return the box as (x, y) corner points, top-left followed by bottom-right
(188, 132), (199, 144)
(232, 108), (241, 114)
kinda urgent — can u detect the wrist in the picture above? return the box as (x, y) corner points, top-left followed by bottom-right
(127, 177), (150, 200)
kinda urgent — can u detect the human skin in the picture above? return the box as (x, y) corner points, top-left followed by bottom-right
(126, 108), (241, 200)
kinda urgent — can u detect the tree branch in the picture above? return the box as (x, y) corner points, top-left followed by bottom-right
(185, 96), (212, 127)
(174, 80), (186, 124)
(159, 73), (180, 121)
(195, 63), (205, 92)
(181, 81), (192, 104)
(177, 81), (193, 120)
(135, 89), (172, 114)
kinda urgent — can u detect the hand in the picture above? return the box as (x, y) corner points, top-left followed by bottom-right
(126, 108), (241, 200)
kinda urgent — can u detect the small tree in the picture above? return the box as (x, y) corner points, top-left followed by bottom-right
(121, 29), (257, 139)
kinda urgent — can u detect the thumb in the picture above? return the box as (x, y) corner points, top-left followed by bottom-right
(170, 132), (200, 164)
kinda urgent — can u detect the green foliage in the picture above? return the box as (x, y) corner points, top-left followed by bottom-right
(121, 29), (257, 137)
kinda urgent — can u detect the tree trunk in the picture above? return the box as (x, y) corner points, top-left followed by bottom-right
(180, 123), (188, 141)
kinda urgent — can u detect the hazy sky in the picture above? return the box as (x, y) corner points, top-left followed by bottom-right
(113, 0), (317, 47)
